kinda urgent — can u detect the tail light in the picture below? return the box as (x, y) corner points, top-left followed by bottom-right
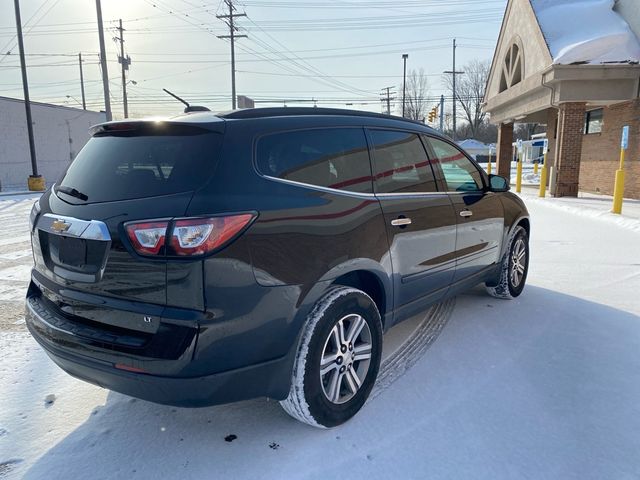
(125, 221), (168, 255)
(125, 213), (255, 257)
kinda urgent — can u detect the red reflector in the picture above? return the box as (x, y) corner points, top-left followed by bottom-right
(114, 363), (147, 373)
(170, 214), (255, 256)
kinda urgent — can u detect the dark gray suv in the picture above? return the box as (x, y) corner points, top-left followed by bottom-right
(26, 108), (529, 428)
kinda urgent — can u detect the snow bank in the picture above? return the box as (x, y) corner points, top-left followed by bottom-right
(522, 194), (640, 233)
(531, 0), (640, 64)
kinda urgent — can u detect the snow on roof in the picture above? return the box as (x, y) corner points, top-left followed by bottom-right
(458, 139), (490, 150)
(530, 0), (640, 64)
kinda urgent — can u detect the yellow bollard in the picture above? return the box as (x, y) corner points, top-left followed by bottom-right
(487, 151), (492, 175)
(534, 162), (539, 175)
(27, 175), (46, 191)
(612, 148), (626, 214)
(516, 154), (523, 193)
(612, 126), (628, 214)
(538, 152), (547, 198)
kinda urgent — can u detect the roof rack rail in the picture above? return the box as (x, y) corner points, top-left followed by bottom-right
(218, 107), (426, 126)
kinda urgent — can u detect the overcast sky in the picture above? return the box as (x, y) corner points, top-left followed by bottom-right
(0, 0), (506, 118)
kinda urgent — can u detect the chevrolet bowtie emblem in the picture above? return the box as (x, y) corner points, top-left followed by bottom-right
(51, 219), (71, 233)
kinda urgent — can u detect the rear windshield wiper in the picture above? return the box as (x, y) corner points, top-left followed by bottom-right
(56, 185), (89, 201)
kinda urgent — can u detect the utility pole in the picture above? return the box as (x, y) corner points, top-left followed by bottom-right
(444, 38), (464, 140)
(402, 53), (408, 117)
(78, 53), (86, 110)
(96, 0), (112, 121)
(115, 19), (131, 118)
(439, 94), (444, 132)
(217, 0), (247, 110)
(380, 86), (395, 115)
(13, 0), (41, 189)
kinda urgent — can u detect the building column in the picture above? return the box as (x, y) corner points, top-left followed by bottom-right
(545, 108), (558, 187)
(554, 102), (586, 197)
(496, 122), (513, 181)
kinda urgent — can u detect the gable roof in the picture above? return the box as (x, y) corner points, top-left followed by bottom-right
(483, 0), (553, 103)
(531, 0), (640, 65)
(458, 139), (490, 150)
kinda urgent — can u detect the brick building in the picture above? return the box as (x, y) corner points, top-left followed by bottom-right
(484, 0), (640, 198)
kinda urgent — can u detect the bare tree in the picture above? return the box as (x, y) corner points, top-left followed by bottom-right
(444, 59), (490, 139)
(400, 68), (430, 121)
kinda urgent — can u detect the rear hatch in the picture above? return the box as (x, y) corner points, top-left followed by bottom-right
(31, 120), (224, 312)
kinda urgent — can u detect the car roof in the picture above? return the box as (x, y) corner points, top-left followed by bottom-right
(90, 107), (441, 136)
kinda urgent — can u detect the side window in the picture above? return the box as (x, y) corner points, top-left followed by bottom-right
(256, 128), (372, 193)
(427, 137), (484, 192)
(369, 130), (437, 194)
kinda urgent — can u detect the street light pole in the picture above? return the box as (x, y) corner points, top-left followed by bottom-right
(402, 53), (408, 117)
(96, 0), (112, 121)
(78, 52), (86, 110)
(13, 0), (42, 190)
(452, 39), (457, 140)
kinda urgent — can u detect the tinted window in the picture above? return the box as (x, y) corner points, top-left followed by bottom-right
(584, 108), (603, 134)
(428, 137), (483, 192)
(369, 130), (437, 193)
(256, 128), (372, 193)
(57, 126), (222, 204)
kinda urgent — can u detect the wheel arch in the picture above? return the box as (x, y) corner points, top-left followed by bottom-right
(516, 217), (530, 237)
(330, 269), (389, 328)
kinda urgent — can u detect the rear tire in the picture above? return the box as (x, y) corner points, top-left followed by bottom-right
(280, 287), (382, 428)
(486, 225), (529, 299)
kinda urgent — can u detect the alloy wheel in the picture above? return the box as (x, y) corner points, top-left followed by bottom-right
(510, 237), (527, 288)
(320, 314), (372, 404)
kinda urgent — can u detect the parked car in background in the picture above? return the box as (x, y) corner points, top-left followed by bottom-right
(26, 107), (530, 428)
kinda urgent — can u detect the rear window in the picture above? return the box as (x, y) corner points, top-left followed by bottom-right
(57, 125), (222, 203)
(256, 128), (373, 193)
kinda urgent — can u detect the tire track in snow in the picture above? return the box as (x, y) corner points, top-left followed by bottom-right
(371, 298), (455, 399)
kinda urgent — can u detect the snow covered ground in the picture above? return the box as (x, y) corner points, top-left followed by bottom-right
(1, 193), (640, 479)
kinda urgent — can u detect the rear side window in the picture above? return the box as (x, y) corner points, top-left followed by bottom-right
(369, 130), (438, 194)
(256, 128), (372, 193)
(57, 125), (222, 204)
(427, 137), (483, 192)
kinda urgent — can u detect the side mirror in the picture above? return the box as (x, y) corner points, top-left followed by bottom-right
(488, 174), (510, 192)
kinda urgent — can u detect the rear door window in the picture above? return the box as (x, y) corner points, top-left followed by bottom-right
(256, 128), (373, 193)
(57, 125), (222, 204)
(368, 129), (438, 194)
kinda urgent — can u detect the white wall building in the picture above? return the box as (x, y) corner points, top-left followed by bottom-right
(0, 96), (105, 191)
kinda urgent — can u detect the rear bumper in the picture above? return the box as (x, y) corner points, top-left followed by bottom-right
(25, 287), (293, 407)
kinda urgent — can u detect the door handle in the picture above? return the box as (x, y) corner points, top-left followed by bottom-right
(459, 210), (473, 218)
(391, 217), (412, 227)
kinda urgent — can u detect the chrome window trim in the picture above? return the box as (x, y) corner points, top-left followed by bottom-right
(37, 213), (111, 241)
(260, 174), (453, 198)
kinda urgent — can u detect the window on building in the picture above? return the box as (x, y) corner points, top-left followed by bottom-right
(426, 137), (484, 192)
(584, 108), (603, 134)
(256, 128), (373, 193)
(499, 42), (523, 93)
(368, 130), (438, 194)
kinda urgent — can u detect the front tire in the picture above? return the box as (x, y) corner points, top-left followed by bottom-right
(280, 287), (383, 428)
(486, 225), (529, 299)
